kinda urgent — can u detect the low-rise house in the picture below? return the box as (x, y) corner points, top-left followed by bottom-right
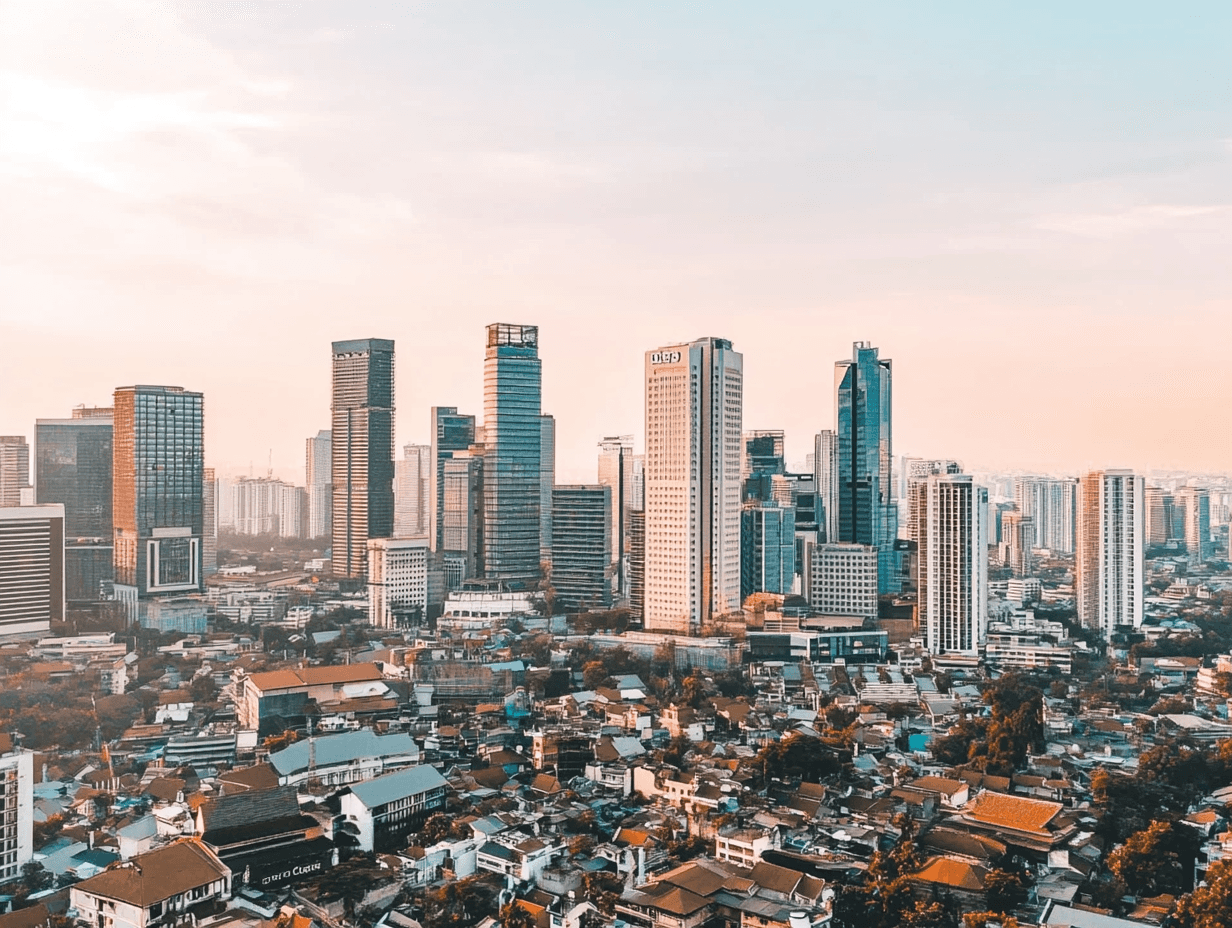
(475, 834), (560, 883)
(715, 825), (780, 867)
(334, 765), (449, 853)
(69, 841), (231, 928)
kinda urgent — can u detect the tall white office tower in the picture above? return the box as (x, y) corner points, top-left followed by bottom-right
(814, 430), (837, 543)
(598, 435), (635, 599)
(395, 444), (431, 537)
(1077, 470), (1144, 639)
(644, 338), (742, 632)
(1178, 486), (1213, 563)
(919, 474), (988, 656)
(1014, 476), (1078, 556)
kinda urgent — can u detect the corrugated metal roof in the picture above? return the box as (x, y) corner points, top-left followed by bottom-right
(349, 765), (448, 809)
(269, 730), (418, 776)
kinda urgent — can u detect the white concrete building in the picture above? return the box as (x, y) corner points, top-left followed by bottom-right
(367, 536), (429, 629)
(395, 444), (432, 538)
(0, 738), (34, 884)
(335, 765), (449, 853)
(0, 504), (64, 639)
(1077, 470), (1144, 639)
(644, 338), (743, 632)
(920, 474), (988, 656)
(802, 542), (879, 619)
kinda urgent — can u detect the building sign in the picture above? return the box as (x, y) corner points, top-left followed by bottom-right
(234, 841), (334, 890)
(259, 860), (324, 887)
(650, 351), (682, 364)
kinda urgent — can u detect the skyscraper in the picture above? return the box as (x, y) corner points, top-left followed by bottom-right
(395, 444), (431, 537)
(814, 430), (837, 543)
(740, 503), (795, 601)
(741, 430), (786, 502)
(1000, 509), (1036, 578)
(305, 430), (332, 541)
(903, 459), (962, 546)
(35, 408), (114, 601)
(1178, 486), (1213, 563)
(551, 485), (612, 611)
(0, 437), (31, 508)
(442, 449), (484, 582)
(330, 339), (395, 579)
(644, 337), (743, 632)
(1077, 470), (1144, 639)
(919, 474), (988, 656)
(628, 509), (645, 620)
(202, 467), (217, 575)
(834, 342), (897, 593)
(428, 407), (477, 553)
(597, 435), (635, 599)
(482, 324), (542, 584)
(112, 386), (205, 609)
(540, 413), (555, 567)
(0, 504), (64, 638)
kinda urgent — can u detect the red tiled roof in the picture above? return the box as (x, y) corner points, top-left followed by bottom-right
(913, 856), (989, 891)
(969, 790), (1061, 836)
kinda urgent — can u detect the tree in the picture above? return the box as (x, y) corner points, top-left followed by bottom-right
(189, 674), (217, 704)
(964, 915), (1020, 928)
(417, 812), (452, 847)
(582, 661), (610, 690)
(499, 902), (536, 928)
(682, 672), (706, 709)
(1107, 819), (1200, 897)
(662, 733), (693, 769)
(1174, 858), (1232, 928)
(756, 733), (841, 784)
(983, 868), (1029, 914)
(20, 861), (53, 894)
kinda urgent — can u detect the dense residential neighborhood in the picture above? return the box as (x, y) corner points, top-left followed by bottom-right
(3, 533), (1232, 928)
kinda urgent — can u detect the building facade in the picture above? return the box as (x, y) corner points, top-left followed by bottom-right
(802, 542), (878, 620)
(395, 443), (431, 538)
(1077, 470), (1144, 638)
(628, 509), (645, 620)
(1000, 509), (1036, 578)
(331, 339), (395, 578)
(368, 536), (429, 628)
(1179, 486), (1213, 562)
(306, 429), (332, 540)
(428, 407), (477, 553)
(112, 386), (204, 610)
(644, 337), (743, 632)
(814, 429), (837, 543)
(441, 451), (484, 583)
(0, 737), (35, 882)
(1014, 476), (1077, 556)
(834, 342), (897, 593)
(35, 409), (114, 601)
(739, 503), (795, 601)
(0, 437), (30, 508)
(550, 485), (612, 611)
(483, 324), (543, 583)
(919, 475), (988, 656)
(598, 435), (636, 601)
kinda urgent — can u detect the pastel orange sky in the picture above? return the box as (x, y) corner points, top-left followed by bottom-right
(2, 2), (1230, 484)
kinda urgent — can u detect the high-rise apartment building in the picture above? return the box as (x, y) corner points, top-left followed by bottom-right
(0, 504), (64, 638)
(919, 475), (988, 656)
(0, 740), (34, 883)
(305, 429), (332, 540)
(35, 409), (113, 602)
(740, 502), (795, 601)
(428, 407), (477, 553)
(367, 537), (429, 628)
(551, 485), (612, 611)
(540, 413), (555, 566)
(834, 342), (897, 593)
(1000, 509), (1036, 578)
(644, 337), (743, 632)
(1077, 470), (1144, 639)
(331, 339), (395, 579)
(1145, 486), (1177, 548)
(112, 386), (205, 609)
(814, 430), (837, 543)
(1014, 476), (1078, 556)
(0, 437), (31, 508)
(903, 459), (962, 546)
(395, 444), (431, 538)
(1178, 486), (1213, 563)
(482, 324), (542, 584)
(802, 542), (879, 620)
(598, 435), (635, 600)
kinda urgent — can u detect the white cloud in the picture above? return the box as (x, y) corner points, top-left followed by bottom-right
(1035, 203), (1231, 238)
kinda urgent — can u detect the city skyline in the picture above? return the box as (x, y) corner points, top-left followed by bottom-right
(4, 3), (1232, 482)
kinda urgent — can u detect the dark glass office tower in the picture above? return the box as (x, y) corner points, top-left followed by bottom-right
(331, 339), (395, 579)
(429, 407), (477, 553)
(483, 324), (542, 584)
(112, 386), (205, 601)
(834, 342), (898, 593)
(35, 408), (114, 601)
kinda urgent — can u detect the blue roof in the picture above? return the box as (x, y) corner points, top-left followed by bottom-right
(348, 765), (448, 809)
(270, 730), (418, 776)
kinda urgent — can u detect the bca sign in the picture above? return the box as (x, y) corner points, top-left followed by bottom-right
(650, 351), (682, 364)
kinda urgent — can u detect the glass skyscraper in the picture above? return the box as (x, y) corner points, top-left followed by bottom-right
(428, 407), (476, 553)
(482, 324), (542, 584)
(834, 342), (898, 593)
(35, 408), (114, 602)
(740, 503), (795, 600)
(331, 339), (395, 579)
(112, 385), (204, 603)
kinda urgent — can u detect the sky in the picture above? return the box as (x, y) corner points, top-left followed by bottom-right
(2, 1), (1231, 484)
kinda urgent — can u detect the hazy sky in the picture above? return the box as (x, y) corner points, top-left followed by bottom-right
(2, 2), (1230, 483)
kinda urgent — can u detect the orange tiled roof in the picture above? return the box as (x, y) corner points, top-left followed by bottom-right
(913, 856), (989, 892)
(969, 790), (1061, 836)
